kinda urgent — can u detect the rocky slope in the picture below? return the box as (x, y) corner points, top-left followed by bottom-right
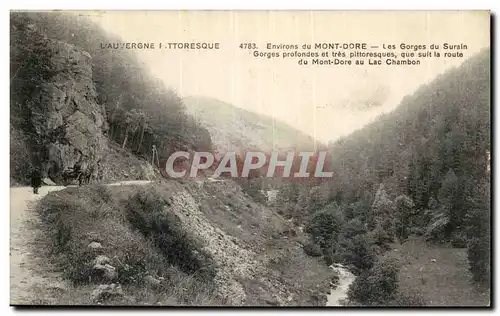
(32, 179), (337, 306)
(41, 38), (108, 182)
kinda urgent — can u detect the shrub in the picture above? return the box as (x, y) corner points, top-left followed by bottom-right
(37, 186), (171, 285)
(389, 289), (426, 306)
(306, 202), (344, 249)
(333, 233), (377, 272)
(347, 257), (400, 305)
(341, 217), (367, 239)
(239, 179), (267, 204)
(425, 212), (450, 243)
(368, 224), (392, 251)
(394, 195), (415, 241)
(451, 230), (468, 248)
(124, 187), (217, 281)
(303, 241), (322, 257)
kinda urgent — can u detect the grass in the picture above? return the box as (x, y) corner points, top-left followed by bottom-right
(381, 237), (490, 306)
(123, 187), (217, 281)
(34, 178), (342, 306)
(181, 178), (294, 252)
(36, 184), (220, 305)
(180, 178), (339, 306)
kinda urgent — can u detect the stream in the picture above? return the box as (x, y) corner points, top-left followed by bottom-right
(326, 263), (356, 306)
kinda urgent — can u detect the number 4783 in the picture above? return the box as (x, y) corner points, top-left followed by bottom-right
(239, 43), (257, 49)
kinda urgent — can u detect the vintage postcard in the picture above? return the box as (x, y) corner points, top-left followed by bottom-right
(10, 10), (491, 307)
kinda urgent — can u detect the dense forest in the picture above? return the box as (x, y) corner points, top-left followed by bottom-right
(277, 49), (491, 304)
(10, 12), (213, 183)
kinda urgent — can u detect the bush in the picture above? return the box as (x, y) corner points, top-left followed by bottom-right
(303, 241), (322, 257)
(239, 178), (267, 204)
(451, 231), (468, 248)
(37, 186), (172, 285)
(341, 217), (367, 239)
(306, 203), (344, 249)
(394, 195), (415, 241)
(124, 187), (217, 281)
(389, 289), (426, 306)
(467, 237), (490, 286)
(425, 212), (450, 243)
(408, 226), (425, 236)
(347, 257), (400, 305)
(333, 233), (377, 272)
(368, 225), (392, 251)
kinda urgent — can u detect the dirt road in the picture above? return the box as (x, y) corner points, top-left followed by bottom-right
(10, 185), (69, 305)
(10, 182), (152, 305)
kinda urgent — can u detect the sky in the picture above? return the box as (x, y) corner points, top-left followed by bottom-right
(88, 11), (490, 143)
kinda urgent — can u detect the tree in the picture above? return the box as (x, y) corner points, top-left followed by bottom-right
(370, 184), (395, 239)
(333, 233), (376, 272)
(306, 202), (344, 249)
(348, 258), (400, 305)
(464, 179), (490, 286)
(341, 217), (367, 239)
(438, 169), (458, 209)
(121, 109), (142, 149)
(344, 200), (371, 222)
(369, 224), (393, 251)
(394, 195), (415, 241)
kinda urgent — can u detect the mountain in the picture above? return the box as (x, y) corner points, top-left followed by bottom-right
(184, 96), (323, 154)
(10, 12), (213, 184)
(326, 48), (490, 211)
(9, 11), (337, 307)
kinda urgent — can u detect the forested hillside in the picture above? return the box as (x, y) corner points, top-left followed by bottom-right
(277, 49), (491, 305)
(327, 49), (490, 210)
(10, 12), (213, 184)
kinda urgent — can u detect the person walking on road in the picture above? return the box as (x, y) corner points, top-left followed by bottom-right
(30, 168), (42, 195)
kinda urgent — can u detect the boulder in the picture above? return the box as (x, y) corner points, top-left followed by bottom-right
(143, 275), (161, 287)
(42, 177), (57, 186)
(92, 255), (111, 266)
(90, 255), (117, 281)
(30, 38), (108, 184)
(93, 263), (117, 281)
(88, 242), (103, 250)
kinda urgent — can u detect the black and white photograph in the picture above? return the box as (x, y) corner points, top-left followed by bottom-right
(8, 10), (491, 307)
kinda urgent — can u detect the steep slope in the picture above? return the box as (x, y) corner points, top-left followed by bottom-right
(27, 179), (337, 306)
(10, 16), (108, 183)
(324, 48), (490, 227)
(10, 12), (213, 184)
(184, 96), (322, 153)
(280, 49), (490, 306)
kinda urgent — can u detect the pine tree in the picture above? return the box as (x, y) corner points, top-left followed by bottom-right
(394, 195), (415, 241)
